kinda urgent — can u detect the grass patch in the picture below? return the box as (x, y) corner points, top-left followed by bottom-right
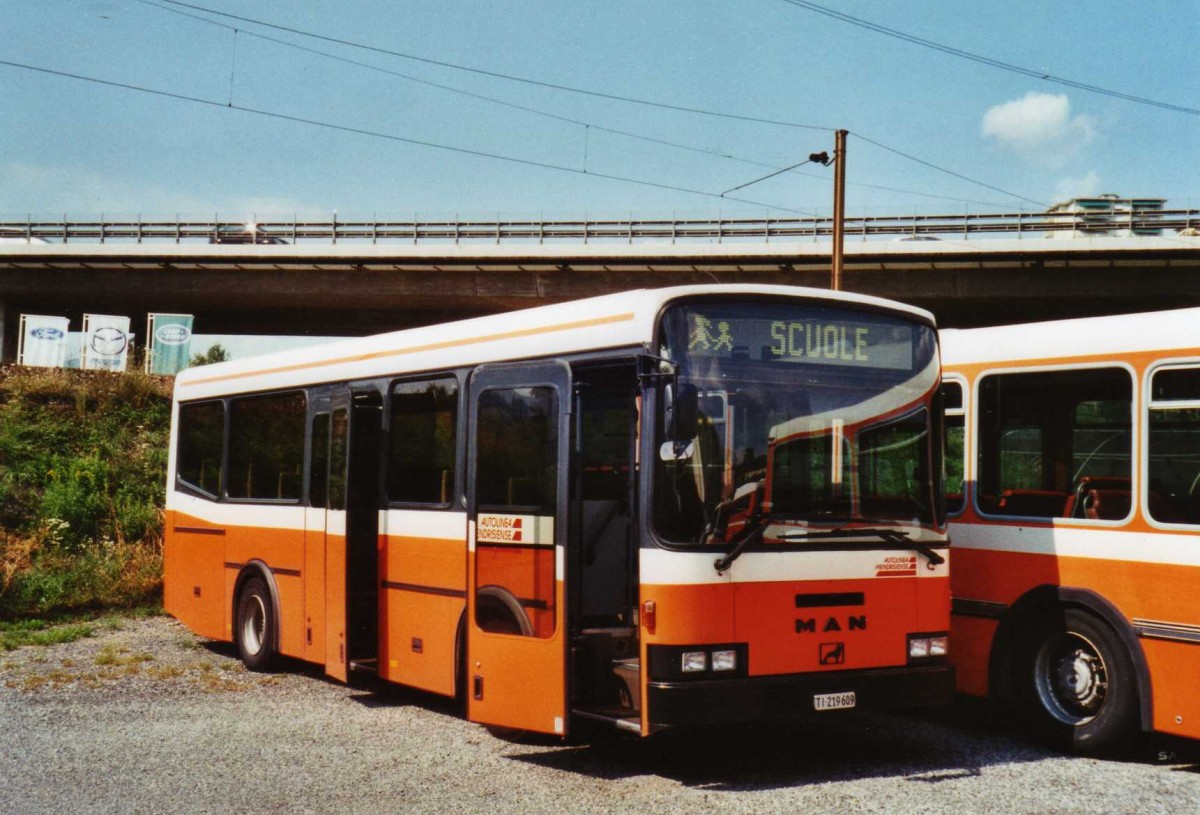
(0, 619), (96, 651)
(93, 645), (153, 668)
(0, 532), (164, 619)
(147, 664), (184, 680)
(0, 605), (161, 651)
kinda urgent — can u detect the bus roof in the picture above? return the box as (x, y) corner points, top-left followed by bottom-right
(174, 284), (935, 400)
(940, 306), (1200, 368)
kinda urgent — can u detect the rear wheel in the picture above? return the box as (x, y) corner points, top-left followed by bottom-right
(236, 576), (276, 672)
(1015, 608), (1139, 754)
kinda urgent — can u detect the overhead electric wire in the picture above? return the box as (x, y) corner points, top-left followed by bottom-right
(141, 0), (1044, 208)
(154, 0), (836, 132)
(721, 158), (816, 196)
(851, 132), (1047, 208)
(0, 57), (814, 214)
(135, 0), (790, 172)
(778, 0), (1199, 116)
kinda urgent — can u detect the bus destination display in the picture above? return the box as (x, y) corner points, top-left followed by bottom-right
(686, 312), (914, 371)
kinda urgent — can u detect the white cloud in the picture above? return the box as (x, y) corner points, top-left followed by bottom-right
(1053, 171), (1102, 204)
(0, 162), (327, 219)
(981, 92), (1096, 166)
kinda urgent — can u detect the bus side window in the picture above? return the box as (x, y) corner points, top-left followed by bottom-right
(177, 400), (225, 499)
(388, 377), (459, 505)
(310, 413), (330, 509)
(227, 392), (307, 502)
(977, 368), (1131, 519)
(941, 381), (966, 515)
(1147, 366), (1200, 525)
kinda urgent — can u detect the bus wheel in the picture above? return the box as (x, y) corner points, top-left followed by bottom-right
(1016, 608), (1138, 754)
(236, 576), (277, 672)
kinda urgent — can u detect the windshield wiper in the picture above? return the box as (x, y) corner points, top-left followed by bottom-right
(777, 527), (946, 568)
(713, 523), (766, 574)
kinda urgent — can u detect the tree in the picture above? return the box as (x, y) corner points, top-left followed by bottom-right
(189, 343), (230, 367)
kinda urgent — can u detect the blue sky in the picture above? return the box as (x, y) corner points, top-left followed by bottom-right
(2, 0), (1197, 221)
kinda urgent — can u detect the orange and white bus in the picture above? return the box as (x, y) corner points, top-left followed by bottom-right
(942, 307), (1200, 753)
(164, 284), (952, 738)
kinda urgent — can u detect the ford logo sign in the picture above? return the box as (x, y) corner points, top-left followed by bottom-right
(155, 324), (192, 345)
(30, 327), (64, 341)
(90, 327), (127, 357)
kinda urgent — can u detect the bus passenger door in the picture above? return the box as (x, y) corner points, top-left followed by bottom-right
(466, 361), (572, 735)
(323, 395), (351, 682)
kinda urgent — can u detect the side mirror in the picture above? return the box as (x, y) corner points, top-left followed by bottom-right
(659, 440), (695, 461)
(664, 382), (700, 442)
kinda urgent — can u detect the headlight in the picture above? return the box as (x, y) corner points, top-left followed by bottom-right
(681, 651), (708, 673)
(711, 650), (737, 671)
(908, 633), (948, 660)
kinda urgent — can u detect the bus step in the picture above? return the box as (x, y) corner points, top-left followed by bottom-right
(571, 709), (643, 734)
(612, 657), (640, 712)
(614, 717), (641, 733)
(349, 658), (378, 675)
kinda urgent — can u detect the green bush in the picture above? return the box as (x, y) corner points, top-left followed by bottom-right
(0, 366), (171, 618)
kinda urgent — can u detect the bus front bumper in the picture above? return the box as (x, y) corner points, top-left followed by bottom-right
(646, 663), (954, 728)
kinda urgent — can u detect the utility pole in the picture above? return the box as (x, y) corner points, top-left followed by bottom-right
(831, 129), (848, 291)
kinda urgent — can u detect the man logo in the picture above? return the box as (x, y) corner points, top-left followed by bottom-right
(90, 327), (127, 356)
(819, 642), (845, 665)
(155, 324), (191, 345)
(30, 327), (64, 341)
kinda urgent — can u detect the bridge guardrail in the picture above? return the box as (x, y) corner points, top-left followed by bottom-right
(1, 209), (1197, 245)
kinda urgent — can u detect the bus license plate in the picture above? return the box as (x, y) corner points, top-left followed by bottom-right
(813, 691), (856, 711)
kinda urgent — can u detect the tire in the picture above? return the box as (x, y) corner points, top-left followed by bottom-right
(236, 576), (277, 672)
(1014, 607), (1139, 754)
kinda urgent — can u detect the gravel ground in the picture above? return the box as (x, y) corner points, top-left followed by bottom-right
(2, 614), (1199, 815)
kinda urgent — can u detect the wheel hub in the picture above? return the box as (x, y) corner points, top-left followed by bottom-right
(242, 595), (266, 656)
(1037, 632), (1108, 725)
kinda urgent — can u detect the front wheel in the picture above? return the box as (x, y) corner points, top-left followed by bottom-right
(236, 576), (277, 672)
(1015, 608), (1139, 754)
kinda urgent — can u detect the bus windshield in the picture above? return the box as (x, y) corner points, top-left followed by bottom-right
(653, 299), (940, 545)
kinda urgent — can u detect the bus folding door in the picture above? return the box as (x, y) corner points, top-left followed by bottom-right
(466, 361), (571, 735)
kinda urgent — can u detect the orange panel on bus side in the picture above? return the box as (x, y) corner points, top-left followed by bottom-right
(954, 542), (1200, 624)
(382, 535), (467, 590)
(379, 534), (466, 696)
(303, 522), (327, 665)
(163, 510), (228, 642)
(468, 578), (567, 735)
(1142, 638), (1200, 739)
(951, 546), (1061, 607)
(325, 530), (348, 682)
(949, 615), (997, 697)
(381, 591), (463, 696)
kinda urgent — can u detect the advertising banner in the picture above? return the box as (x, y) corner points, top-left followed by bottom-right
(17, 315), (70, 368)
(146, 313), (194, 375)
(82, 314), (132, 371)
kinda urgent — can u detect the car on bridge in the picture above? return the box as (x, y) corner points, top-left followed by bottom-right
(209, 224), (288, 245)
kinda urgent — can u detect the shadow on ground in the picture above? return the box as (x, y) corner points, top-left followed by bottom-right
(202, 635), (1200, 791)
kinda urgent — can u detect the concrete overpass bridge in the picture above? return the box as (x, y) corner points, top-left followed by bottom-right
(2, 212), (1199, 360)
